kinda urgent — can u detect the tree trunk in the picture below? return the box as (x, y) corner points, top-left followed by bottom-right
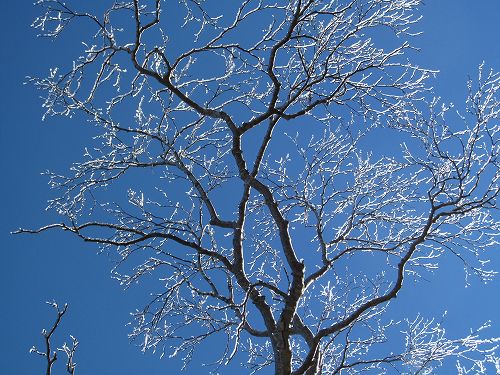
(273, 332), (293, 375)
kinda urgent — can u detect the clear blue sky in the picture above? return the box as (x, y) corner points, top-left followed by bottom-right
(1, 1), (499, 374)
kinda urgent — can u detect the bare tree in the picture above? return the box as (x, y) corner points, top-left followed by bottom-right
(31, 302), (78, 375)
(21, 0), (499, 373)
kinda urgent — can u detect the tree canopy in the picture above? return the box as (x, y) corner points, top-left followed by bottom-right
(23, 0), (499, 374)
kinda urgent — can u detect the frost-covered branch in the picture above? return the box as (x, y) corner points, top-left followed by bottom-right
(30, 302), (77, 375)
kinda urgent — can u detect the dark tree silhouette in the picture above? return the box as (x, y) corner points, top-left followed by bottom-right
(23, 0), (499, 373)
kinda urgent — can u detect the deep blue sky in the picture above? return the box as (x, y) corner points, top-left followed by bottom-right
(1, 1), (499, 374)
